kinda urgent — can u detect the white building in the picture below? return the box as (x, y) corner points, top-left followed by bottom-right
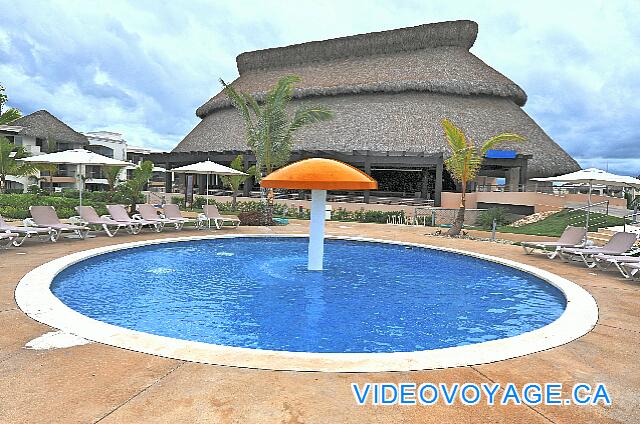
(83, 131), (128, 190)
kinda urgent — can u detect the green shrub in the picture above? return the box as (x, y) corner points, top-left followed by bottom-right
(5, 188), (25, 194)
(0, 193), (107, 219)
(331, 208), (405, 223)
(0, 206), (29, 220)
(192, 196), (210, 210)
(174, 198), (402, 223)
(171, 196), (185, 208)
(477, 208), (512, 229)
(27, 185), (47, 195)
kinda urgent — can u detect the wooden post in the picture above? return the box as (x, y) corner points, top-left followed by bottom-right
(420, 168), (430, 199)
(199, 174), (207, 195)
(164, 163), (172, 193)
(364, 153), (371, 204)
(434, 157), (443, 207)
(519, 160), (528, 192)
(508, 167), (520, 192)
(242, 155), (251, 197)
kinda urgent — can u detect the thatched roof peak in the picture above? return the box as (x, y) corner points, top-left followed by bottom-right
(196, 20), (527, 119)
(237, 20), (478, 73)
(10, 110), (87, 144)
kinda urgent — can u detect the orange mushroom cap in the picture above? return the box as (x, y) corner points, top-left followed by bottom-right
(260, 158), (378, 190)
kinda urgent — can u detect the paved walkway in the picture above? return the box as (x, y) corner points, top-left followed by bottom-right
(0, 221), (638, 423)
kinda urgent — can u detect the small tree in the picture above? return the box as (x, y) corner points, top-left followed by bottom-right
(441, 119), (525, 236)
(221, 155), (256, 210)
(118, 160), (153, 213)
(0, 137), (38, 193)
(37, 136), (58, 194)
(37, 163), (58, 194)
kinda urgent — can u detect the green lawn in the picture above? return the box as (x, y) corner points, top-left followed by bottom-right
(496, 210), (624, 237)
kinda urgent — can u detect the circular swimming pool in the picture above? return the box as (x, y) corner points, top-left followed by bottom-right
(50, 237), (566, 353)
(16, 235), (599, 371)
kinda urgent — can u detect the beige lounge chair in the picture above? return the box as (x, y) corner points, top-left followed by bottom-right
(1, 231), (19, 248)
(0, 214), (55, 245)
(559, 232), (639, 268)
(199, 205), (240, 230)
(592, 254), (640, 277)
(162, 204), (202, 229)
(521, 226), (587, 259)
(76, 206), (141, 237)
(106, 205), (163, 232)
(622, 262), (640, 281)
(137, 204), (182, 230)
(28, 206), (89, 242)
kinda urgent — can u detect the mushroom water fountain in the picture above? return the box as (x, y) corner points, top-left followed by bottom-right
(261, 158), (377, 271)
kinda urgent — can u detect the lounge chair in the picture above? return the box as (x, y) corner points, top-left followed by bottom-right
(76, 206), (141, 237)
(559, 232), (639, 268)
(106, 205), (163, 232)
(1, 231), (19, 248)
(622, 262), (640, 281)
(199, 204), (240, 230)
(162, 204), (203, 229)
(592, 254), (640, 277)
(0, 214), (55, 246)
(137, 204), (182, 230)
(28, 206), (89, 242)
(521, 226), (587, 259)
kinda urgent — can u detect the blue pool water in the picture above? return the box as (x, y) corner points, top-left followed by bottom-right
(51, 237), (566, 353)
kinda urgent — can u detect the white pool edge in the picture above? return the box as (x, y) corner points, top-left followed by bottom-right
(15, 234), (599, 373)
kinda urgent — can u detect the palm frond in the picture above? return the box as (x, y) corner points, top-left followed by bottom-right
(0, 136), (37, 178)
(441, 119), (468, 152)
(0, 108), (22, 125)
(480, 133), (526, 156)
(220, 78), (253, 127)
(289, 106), (334, 133)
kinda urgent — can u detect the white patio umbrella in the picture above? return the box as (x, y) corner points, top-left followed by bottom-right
(532, 168), (640, 229)
(21, 149), (132, 206)
(171, 160), (247, 205)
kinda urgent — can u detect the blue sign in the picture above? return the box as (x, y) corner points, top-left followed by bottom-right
(486, 150), (517, 159)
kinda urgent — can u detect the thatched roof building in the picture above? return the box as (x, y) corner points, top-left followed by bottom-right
(164, 20), (581, 205)
(7, 110), (88, 145)
(174, 20), (578, 179)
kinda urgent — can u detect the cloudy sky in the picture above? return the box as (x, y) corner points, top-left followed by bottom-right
(1, 0), (638, 175)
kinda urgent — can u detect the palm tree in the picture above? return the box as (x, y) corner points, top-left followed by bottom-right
(105, 166), (124, 192)
(0, 137), (38, 193)
(220, 75), (333, 179)
(221, 75), (333, 222)
(0, 84), (22, 125)
(121, 160), (154, 212)
(221, 154), (256, 210)
(441, 119), (525, 236)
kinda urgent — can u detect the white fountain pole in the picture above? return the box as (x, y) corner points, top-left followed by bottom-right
(308, 189), (327, 271)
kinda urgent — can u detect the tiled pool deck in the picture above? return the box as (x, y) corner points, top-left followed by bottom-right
(1, 221), (638, 423)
